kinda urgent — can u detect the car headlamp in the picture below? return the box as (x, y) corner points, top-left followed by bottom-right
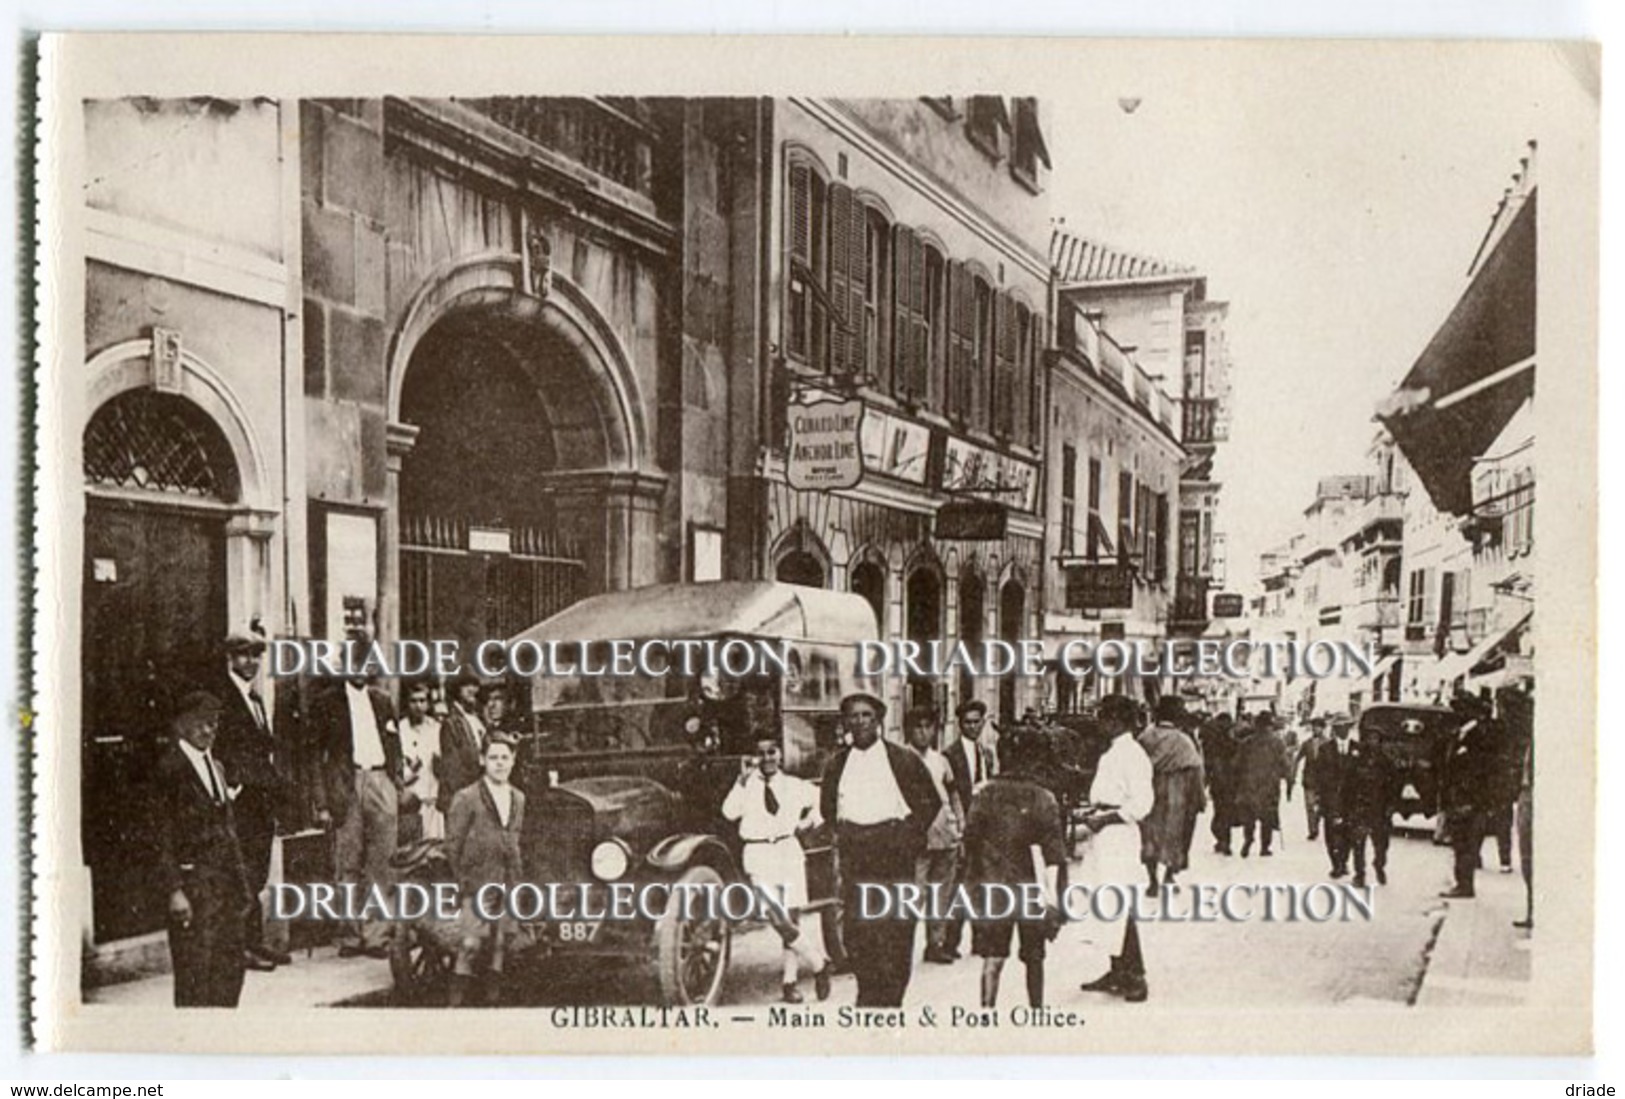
(591, 839), (632, 881)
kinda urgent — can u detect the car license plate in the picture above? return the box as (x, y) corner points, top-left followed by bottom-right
(552, 920), (602, 944)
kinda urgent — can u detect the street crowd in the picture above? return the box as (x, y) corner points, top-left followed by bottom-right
(142, 626), (1534, 1014)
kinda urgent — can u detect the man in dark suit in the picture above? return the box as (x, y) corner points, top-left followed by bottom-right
(214, 631), (293, 971)
(148, 690), (254, 1007)
(309, 654), (402, 957)
(1345, 731), (1397, 888)
(941, 699), (997, 958)
(1440, 692), (1497, 899)
(436, 671), (486, 818)
(445, 731), (526, 1006)
(820, 691), (941, 1007)
(1309, 715), (1356, 877)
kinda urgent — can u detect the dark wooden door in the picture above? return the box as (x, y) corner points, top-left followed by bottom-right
(82, 498), (227, 942)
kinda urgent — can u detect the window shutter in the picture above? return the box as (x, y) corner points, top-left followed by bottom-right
(828, 183), (854, 374)
(891, 224), (916, 398)
(848, 199), (868, 378)
(952, 264), (974, 424)
(787, 161), (811, 361)
(995, 294), (1017, 438)
(910, 234), (929, 402)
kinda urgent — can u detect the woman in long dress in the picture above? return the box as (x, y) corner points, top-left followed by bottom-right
(1136, 701), (1206, 889)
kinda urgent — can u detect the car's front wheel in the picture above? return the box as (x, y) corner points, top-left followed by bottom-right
(653, 864), (732, 1006)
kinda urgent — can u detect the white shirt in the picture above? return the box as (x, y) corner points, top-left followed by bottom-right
(177, 739), (225, 804)
(722, 770), (820, 842)
(1089, 733), (1155, 824)
(401, 716), (442, 804)
(837, 741), (911, 825)
(345, 682), (388, 768)
(484, 777), (514, 828)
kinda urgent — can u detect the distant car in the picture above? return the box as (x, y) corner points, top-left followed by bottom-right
(1357, 703), (1462, 820)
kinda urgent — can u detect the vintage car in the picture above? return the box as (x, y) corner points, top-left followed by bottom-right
(389, 581), (881, 1007)
(1357, 702), (1462, 821)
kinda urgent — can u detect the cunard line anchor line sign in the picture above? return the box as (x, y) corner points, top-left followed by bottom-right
(786, 396), (865, 492)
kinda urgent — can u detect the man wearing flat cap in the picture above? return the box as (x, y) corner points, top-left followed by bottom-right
(214, 629), (293, 971)
(146, 690), (254, 1006)
(820, 691), (941, 1006)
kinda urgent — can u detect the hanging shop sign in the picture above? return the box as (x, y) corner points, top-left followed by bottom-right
(935, 498), (1008, 540)
(1064, 562), (1135, 610)
(787, 397), (865, 491)
(941, 436), (1039, 512)
(1211, 592), (1245, 618)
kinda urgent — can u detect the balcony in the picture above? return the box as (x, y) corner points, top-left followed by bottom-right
(464, 97), (656, 198)
(1182, 398), (1219, 445)
(1171, 574), (1210, 628)
(1351, 595), (1401, 632)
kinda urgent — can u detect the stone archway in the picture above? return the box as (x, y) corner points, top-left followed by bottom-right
(383, 255), (665, 647)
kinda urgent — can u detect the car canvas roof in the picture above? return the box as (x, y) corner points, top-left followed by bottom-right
(508, 580), (881, 647)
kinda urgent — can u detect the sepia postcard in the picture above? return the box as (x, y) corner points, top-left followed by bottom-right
(29, 34), (1597, 1055)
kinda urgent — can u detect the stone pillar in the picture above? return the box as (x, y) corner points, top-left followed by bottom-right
(380, 421), (421, 649)
(547, 469), (670, 594)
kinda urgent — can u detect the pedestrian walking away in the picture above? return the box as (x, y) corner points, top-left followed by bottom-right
(961, 725), (1066, 1009)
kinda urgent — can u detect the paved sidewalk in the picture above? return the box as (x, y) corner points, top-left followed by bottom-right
(1415, 861), (1532, 1007)
(85, 944), (394, 1008)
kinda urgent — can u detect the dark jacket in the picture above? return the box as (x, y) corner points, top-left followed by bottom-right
(308, 681), (402, 826)
(1441, 720), (1497, 815)
(445, 779), (526, 896)
(436, 705), (485, 815)
(214, 674), (292, 834)
(1345, 740), (1398, 827)
(945, 736), (998, 808)
(1233, 729), (1291, 815)
(1308, 736), (1357, 818)
(820, 739), (942, 851)
(146, 739), (252, 903)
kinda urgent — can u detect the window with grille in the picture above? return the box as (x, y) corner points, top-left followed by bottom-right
(84, 389), (239, 502)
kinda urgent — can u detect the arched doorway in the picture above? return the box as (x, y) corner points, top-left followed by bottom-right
(998, 578), (1026, 727)
(397, 314), (588, 655)
(958, 565), (985, 713)
(905, 563), (943, 716)
(849, 557), (886, 633)
(775, 551), (827, 588)
(82, 388), (238, 941)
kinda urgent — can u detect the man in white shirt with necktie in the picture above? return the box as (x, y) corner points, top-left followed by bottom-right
(723, 737), (832, 1004)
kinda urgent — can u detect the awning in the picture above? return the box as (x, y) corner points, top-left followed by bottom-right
(1432, 611), (1533, 686)
(1377, 194), (1535, 516)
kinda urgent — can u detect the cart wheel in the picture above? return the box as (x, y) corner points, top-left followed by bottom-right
(391, 922), (451, 1004)
(654, 865), (732, 1006)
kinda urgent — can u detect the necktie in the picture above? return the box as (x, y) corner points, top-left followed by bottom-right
(973, 744), (983, 784)
(763, 776), (780, 815)
(249, 689), (268, 732)
(203, 751), (223, 804)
